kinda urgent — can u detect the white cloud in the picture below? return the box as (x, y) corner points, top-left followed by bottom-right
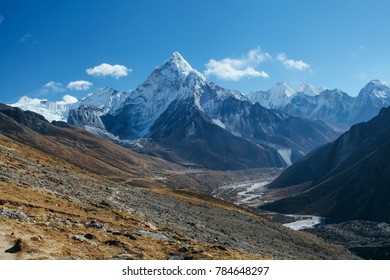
(57, 95), (78, 105)
(205, 60), (269, 81)
(246, 47), (272, 64)
(67, 80), (93, 91)
(86, 63), (131, 79)
(276, 53), (311, 71)
(204, 48), (270, 81)
(43, 81), (65, 93)
(0, 15), (4, 24)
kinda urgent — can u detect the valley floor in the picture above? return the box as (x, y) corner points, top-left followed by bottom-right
(212, 175), (325, 231)
(215, 175), (390, 260)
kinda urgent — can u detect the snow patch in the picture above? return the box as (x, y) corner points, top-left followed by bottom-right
(373, 90), (388, 99)
(283, 215), (324, 230)
(9, 95), (78, 122)
(299, 83), (321, 96)
(277, 148), (292, 166)
(212, 119), (226, 129)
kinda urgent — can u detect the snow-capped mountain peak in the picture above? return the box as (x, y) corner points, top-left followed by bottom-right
(9, 95), (78, 122)
(299, 83), (322, 96)
(77, 87), (129, 114)
(170, 51), (193, 73)
(155, 51), (197, 82)
(245, 81), (295, 108)
(270, 81), (295, 97)
(369, 79), (383, 85)
(358, 79), (390, 97)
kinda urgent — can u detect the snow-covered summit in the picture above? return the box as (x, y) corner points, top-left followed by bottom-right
(9, 95), (78, 122)
(357, 79), (390, 98)
(246, 81), (295, 108)
(153, 51), (207, 83)
(270, 81), (295, 97)
(165, 51), (193, 76)
(77, 87), (129, 114)
(299, 83), (322, 96)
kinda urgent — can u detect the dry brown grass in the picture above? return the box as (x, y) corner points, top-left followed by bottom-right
(0, 182), (266, 260)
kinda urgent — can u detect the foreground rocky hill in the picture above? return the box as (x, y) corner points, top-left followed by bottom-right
(0, 104), (358, 259)
(306, 221), (390, 260)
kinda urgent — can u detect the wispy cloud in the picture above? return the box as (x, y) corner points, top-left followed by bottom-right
(67, 80), (93, 91)
(204, 48), (270, 81)
(86, 63), (131, 79)
(0, 14), (4, 24)
(276, 53), (311, 71)
(20, 33), (34, 43)
(42, 81), (65, 93)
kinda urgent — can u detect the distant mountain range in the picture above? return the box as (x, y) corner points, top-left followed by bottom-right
(247, 79), (390, 130)
(9, 52), (338, 170)
(261, 105), (390, 223)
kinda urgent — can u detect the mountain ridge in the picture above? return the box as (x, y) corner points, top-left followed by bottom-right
(247, 79), (390, 129)
(261, 105), (390, 223)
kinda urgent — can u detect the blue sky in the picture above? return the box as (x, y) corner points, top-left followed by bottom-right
(1, 0), (390, 104)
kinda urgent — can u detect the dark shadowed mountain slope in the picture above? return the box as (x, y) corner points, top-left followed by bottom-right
(262, 106), (390, 223)
(0, 104), (182, 183)
(149, 97), (285, 170)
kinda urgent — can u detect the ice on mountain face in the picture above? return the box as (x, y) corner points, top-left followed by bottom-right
(77, 87), (129, 114)
(277, 148), (292, 166)
(9, 95), (78, 122)
(164, 51), (194, 78)
(212, 119), (226, 129)
(373, 90), (388, 99)
(358, 80), (389, 96)
(299, 83), (321, 96)
(270, 81), (295, 97)
(213, 85), (247, 101)
(9, 87), (131, 123)
(247, 81), (295, 108)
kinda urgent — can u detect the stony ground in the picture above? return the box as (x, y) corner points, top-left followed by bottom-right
(305, 220), (390, 260)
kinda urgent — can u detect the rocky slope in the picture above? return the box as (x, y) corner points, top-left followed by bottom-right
(0, 104), (358, 260)
(306, 221), (390, 260)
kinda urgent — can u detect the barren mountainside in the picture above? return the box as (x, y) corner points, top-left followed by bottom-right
(262, 106), (390, 223)
(0, 103), (358, 259)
